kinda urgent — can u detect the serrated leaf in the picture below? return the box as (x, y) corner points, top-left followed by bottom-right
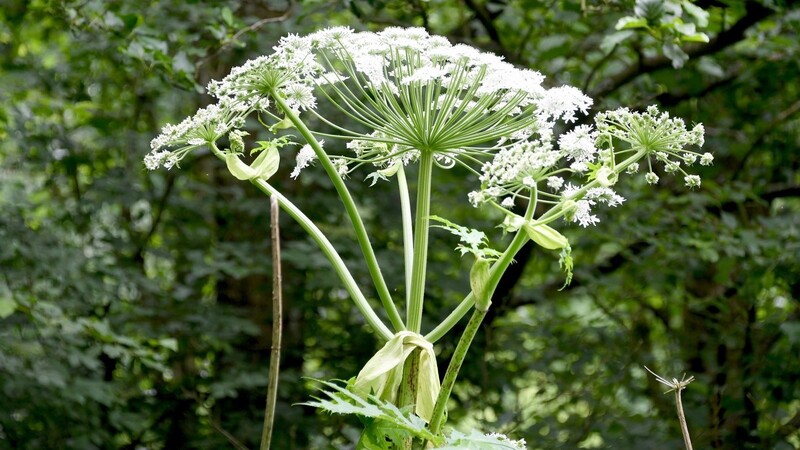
(559, 244), (574, 288)
(300, 380), (442, 445)
(442, 429), (527, 449)
(430, 215), (499, 260)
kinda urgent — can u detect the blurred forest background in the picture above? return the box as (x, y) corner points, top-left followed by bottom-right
(1, 0), (799, 449)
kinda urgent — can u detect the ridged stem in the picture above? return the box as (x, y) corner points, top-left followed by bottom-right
(407, 151), (434, 332)
(272, 93), (405, 333)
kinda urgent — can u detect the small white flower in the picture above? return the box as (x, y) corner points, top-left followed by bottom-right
(682, 152), (697, 165)
(570, 161), (589, 172)
(700, 152), (714, 166)
(626, 162), (640, 174)
(586, 187), (625, 207)
(645, 172), (659, 184)
(537, 86), (593, 123)
(163, 154), (179, 170)
(664, 161), (680, 173)
(501, 197), (515, 207)
(684, 175), (701, 188)
(558, 124), (597, 163)
(522, 176), (536, 187)
(468, 191), (485, 207)
(144, 151), (166, 170)
(291, 144), (318, 179)
(546, 176), (564, 190)
(573, 199), (599, 227)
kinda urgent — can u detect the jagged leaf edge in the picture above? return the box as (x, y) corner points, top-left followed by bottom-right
(298, 379), (440, 444)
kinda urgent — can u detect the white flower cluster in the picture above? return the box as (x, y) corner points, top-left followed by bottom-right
(146, 27), (710, 230)
(595, 106), (709, 188)
(146, 97), (256, 170)
(474, 104), (708, 227)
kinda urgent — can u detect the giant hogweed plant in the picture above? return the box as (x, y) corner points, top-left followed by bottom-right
(147, 27), (709, 448)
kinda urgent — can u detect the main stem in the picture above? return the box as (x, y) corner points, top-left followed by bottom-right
(272, 94), (405, 333)
(407, 151), (434, 333)
(260, 197), (282, 450)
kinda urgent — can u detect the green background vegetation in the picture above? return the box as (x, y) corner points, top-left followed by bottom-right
(1, 0), (798, 448)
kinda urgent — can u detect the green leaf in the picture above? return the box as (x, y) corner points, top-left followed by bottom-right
(681, 32), (709, 43)
(221, 7), (234, 26)
(559, 244), (574, 288)
(430, 215), (501, 260)
(269, 115), (295, 132)
(681, 1), (709, 27)
(442, 429), (527, 449)
(0, 296), (16, 319)
(300, 379), (442, 445)
(662, 42), (689, 68)
(615, 16), (648, 30)
(600, 30), (635, 54)
(158, 338), (178, 352)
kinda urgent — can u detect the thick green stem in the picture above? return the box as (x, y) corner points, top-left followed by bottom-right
(398, 349), (420, 450)
(428, 307), (487, 435)
(251, 180), (393, 340)
(407, 151), (435, 333)
(260, 197), (282, 450)
(208, 143), (394, 337)
(428, 191), (538, 437)
(425, 193), (538, 343)
(428, 150), (650, 341)
(397, 166), (414, 313)
(272, 93), (405, 332)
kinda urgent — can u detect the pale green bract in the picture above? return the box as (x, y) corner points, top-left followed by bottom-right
(353, 331), (440, 423)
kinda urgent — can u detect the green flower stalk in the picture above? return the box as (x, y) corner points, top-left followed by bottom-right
(148, 26), (709, 447)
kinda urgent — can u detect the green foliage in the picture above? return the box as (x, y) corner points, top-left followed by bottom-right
(430, 215), (502, 260)
(302, 379), (442, 447)
(1, 0), (798, 449)
(303, 380), (527, 449)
